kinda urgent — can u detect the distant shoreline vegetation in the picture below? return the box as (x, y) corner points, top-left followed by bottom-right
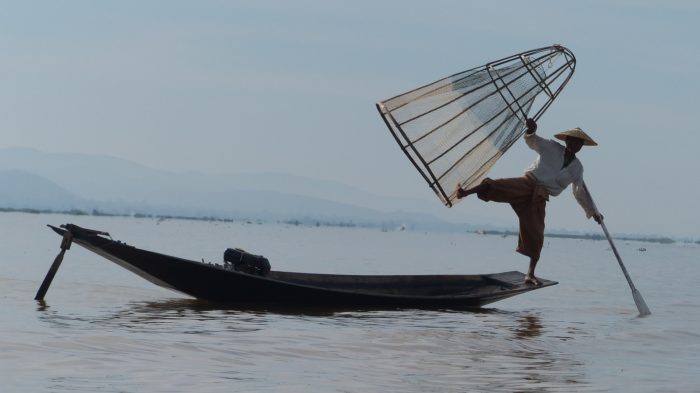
(1, 206), (694, 245)
(0, 207), (401, 232)
(474, 229), (679, 245)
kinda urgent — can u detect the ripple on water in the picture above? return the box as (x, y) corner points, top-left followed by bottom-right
(21, 298), (610, 392)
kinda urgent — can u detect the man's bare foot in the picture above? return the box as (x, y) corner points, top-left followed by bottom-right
(524, 275), (542, 286)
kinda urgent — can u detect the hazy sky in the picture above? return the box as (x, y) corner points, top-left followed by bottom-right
(1, 1), (698, 237)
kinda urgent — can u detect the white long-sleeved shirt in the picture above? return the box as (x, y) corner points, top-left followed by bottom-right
(523, 133), (599, 218)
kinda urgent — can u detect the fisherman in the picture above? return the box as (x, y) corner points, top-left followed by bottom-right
(456, 118), (603, 286)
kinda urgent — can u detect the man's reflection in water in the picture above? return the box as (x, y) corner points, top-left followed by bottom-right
(514, 315), (543, 339)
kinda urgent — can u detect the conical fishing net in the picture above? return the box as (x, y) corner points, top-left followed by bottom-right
(377, 45), (576, 207)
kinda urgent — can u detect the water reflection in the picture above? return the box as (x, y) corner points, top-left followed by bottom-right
(35, 299), (49, 312)
(36, 297), (505, 323)
(514, 315), (544, 339)
(34, 298), (598, 392)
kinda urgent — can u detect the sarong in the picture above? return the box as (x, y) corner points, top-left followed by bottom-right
(477, 175), (549, 259)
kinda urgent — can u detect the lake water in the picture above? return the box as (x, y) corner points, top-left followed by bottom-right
(1, 212), (698, 392)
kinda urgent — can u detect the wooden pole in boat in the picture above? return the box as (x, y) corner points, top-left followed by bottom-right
(583, 183), (651, 316)
(35, 230), (73, 301)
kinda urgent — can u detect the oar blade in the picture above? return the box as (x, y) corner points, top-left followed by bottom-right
(633, 289), (651, 316)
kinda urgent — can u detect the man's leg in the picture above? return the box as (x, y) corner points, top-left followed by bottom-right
(525, 256), (541, 286)
(458, 177), (545, 286)
(456, 183), (489, 199)
(515, 198), (546, 286)
(509, 180), (546, 286)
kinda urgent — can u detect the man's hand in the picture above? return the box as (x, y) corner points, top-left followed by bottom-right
(593, 213), (604, 224)
(525, 118), (537, 134)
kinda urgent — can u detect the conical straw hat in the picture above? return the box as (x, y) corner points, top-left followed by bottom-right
(554, 127), (598, 146)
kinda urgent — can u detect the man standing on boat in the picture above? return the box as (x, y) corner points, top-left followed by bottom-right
(456, 119), (603, 286)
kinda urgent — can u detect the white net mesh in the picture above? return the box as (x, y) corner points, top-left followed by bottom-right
(377, 45), (576, 207)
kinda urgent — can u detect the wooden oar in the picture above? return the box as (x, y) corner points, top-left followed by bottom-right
(35, 230), (73, 301)
(584, 182), (651, 316)
(598, 220), (651, 315)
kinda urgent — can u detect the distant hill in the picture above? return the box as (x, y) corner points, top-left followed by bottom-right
(0, 147), (445, 213)
(0, 170), (89, 210)
(0, 147), (479, 231)
(1, 148), (687, 241)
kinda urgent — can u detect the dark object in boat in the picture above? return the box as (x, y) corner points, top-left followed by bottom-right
(224, 248), (271, 276)
(41, 224), (557, 308)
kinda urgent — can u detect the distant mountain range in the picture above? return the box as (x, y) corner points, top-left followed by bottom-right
(0, 169), (89, 210)
(0, 147), (487, 231)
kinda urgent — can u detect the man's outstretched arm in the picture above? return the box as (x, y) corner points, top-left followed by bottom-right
(573, 181), (604, 223)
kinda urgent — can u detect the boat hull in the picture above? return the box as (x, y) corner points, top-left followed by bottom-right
(48, 224), (557, 308)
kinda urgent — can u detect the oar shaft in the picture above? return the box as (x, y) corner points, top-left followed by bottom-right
(583, 182), (650, 315)
(599, 221), (638, 293)
(34, 249), (66, 300)
(583, 183), (637, 292)
(35, 231), (73, 301)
